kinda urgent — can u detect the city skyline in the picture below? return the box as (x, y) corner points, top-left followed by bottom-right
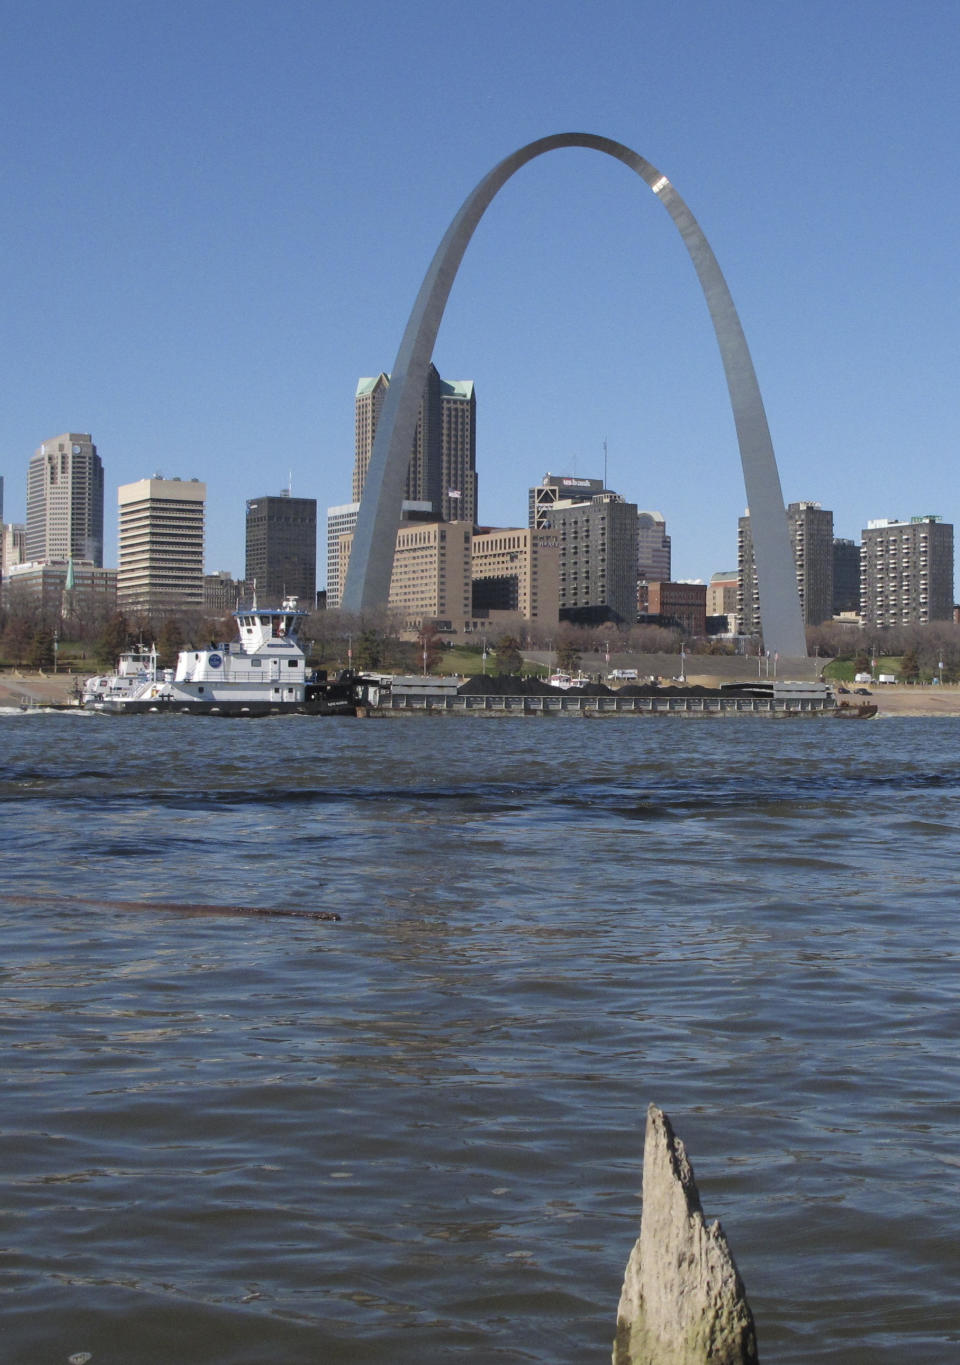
(1, 4), (958, 588)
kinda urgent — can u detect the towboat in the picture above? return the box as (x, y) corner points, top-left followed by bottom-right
(82, 597), (383, 716)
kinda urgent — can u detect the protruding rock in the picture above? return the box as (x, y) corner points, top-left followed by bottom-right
(613, 1104), (758, 1364)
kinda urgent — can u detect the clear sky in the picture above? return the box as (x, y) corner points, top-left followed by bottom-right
(2, 0), (958, 588)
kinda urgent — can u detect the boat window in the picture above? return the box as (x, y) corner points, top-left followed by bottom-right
(287, 659), (298, 667)
(251, 658), (262, 667)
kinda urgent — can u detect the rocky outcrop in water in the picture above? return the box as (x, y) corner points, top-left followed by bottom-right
(613, 1104), (758, 1365)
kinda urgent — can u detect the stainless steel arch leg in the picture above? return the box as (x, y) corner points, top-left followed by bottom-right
(340, 133), (806, 659)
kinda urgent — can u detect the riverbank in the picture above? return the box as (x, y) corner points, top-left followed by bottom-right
(0, 670), (84, 708)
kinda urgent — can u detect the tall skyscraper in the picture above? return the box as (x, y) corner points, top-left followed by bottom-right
(117, 477), (205, 615)
(860, 516), (954, 627)
(739, 501), (834, 634)
(26, 433), (104, 566)
(353, 364), (477, 525)
(245, 493), (317, 606)
(636, 510), (671, 582)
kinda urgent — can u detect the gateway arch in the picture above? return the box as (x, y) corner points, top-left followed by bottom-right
(340, 132), (807, 659)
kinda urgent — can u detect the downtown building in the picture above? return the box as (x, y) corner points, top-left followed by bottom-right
(117, 477), (206, 616)
(636, 510), (671, 583)
(534, 486), (639, 626)
(832, 538), (861, 615)
(859, 516), (954, 627)
(470, 527), (560, 630)
(245, 492), (317, 606)
(325, 499), (435, 609)
(26, 433), (104, 566)
(707, 570), (739, 631)
(339, 521), (473, 632)
(353, 364), (477, 525)
(738, 500), (834, 635)
(529, 473), (610, 529)
(3, 558), (116, 624)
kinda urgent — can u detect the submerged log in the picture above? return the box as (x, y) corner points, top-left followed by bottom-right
(613, 1104), (758, 1365)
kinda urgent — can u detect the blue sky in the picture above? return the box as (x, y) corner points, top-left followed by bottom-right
(2, 0), (958, 588)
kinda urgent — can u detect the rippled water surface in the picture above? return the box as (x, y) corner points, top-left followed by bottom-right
(2, 712), (959, 1363)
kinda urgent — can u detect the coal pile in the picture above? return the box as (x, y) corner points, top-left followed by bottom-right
(458, 674), (556, 695)
(458, 675), (616, 697)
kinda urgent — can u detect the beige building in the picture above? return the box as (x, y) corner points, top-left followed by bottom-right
(470, 527), (559, 629)
(340, 521), (472, 631)
(118, 477), (206, 615)
(707, 570), (738, 626)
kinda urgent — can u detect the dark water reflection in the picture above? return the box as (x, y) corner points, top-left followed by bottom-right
(2, 713), (959, 1362)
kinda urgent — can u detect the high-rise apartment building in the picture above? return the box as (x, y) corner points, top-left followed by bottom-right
(26, 433), (104, 566)
(245, 493), (317, 606)
(739, 501), (834, 634)
(117, 477), (205, 615)
(860, 516), (954, 627)
(548, 491), (639, 625)
(636, 510), (671, 582)
(353, 364), (477, 525)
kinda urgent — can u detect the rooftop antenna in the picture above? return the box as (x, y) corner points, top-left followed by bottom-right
(603, 437), (608, 489)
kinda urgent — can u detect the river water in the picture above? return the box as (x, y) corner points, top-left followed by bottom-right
(2, 711), (958, 1364)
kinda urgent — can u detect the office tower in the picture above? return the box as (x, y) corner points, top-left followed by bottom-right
(353, 364), (477, 525)
(326, 500), (434, 609)
(860, 516), (954, 627)
(529, 473), (608, 529)
(739, 501), (834, 634)
(471, 527), (560, 626)
(117, 477), (205, 615)
(549, 491), (639, 625)
(25, 433), (104, 566)
(636, 510), (671, 582)
(832, 538), (860, 614)
(245, 493), (317, 606)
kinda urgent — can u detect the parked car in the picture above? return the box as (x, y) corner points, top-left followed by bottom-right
(855, 687), (872, 696)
